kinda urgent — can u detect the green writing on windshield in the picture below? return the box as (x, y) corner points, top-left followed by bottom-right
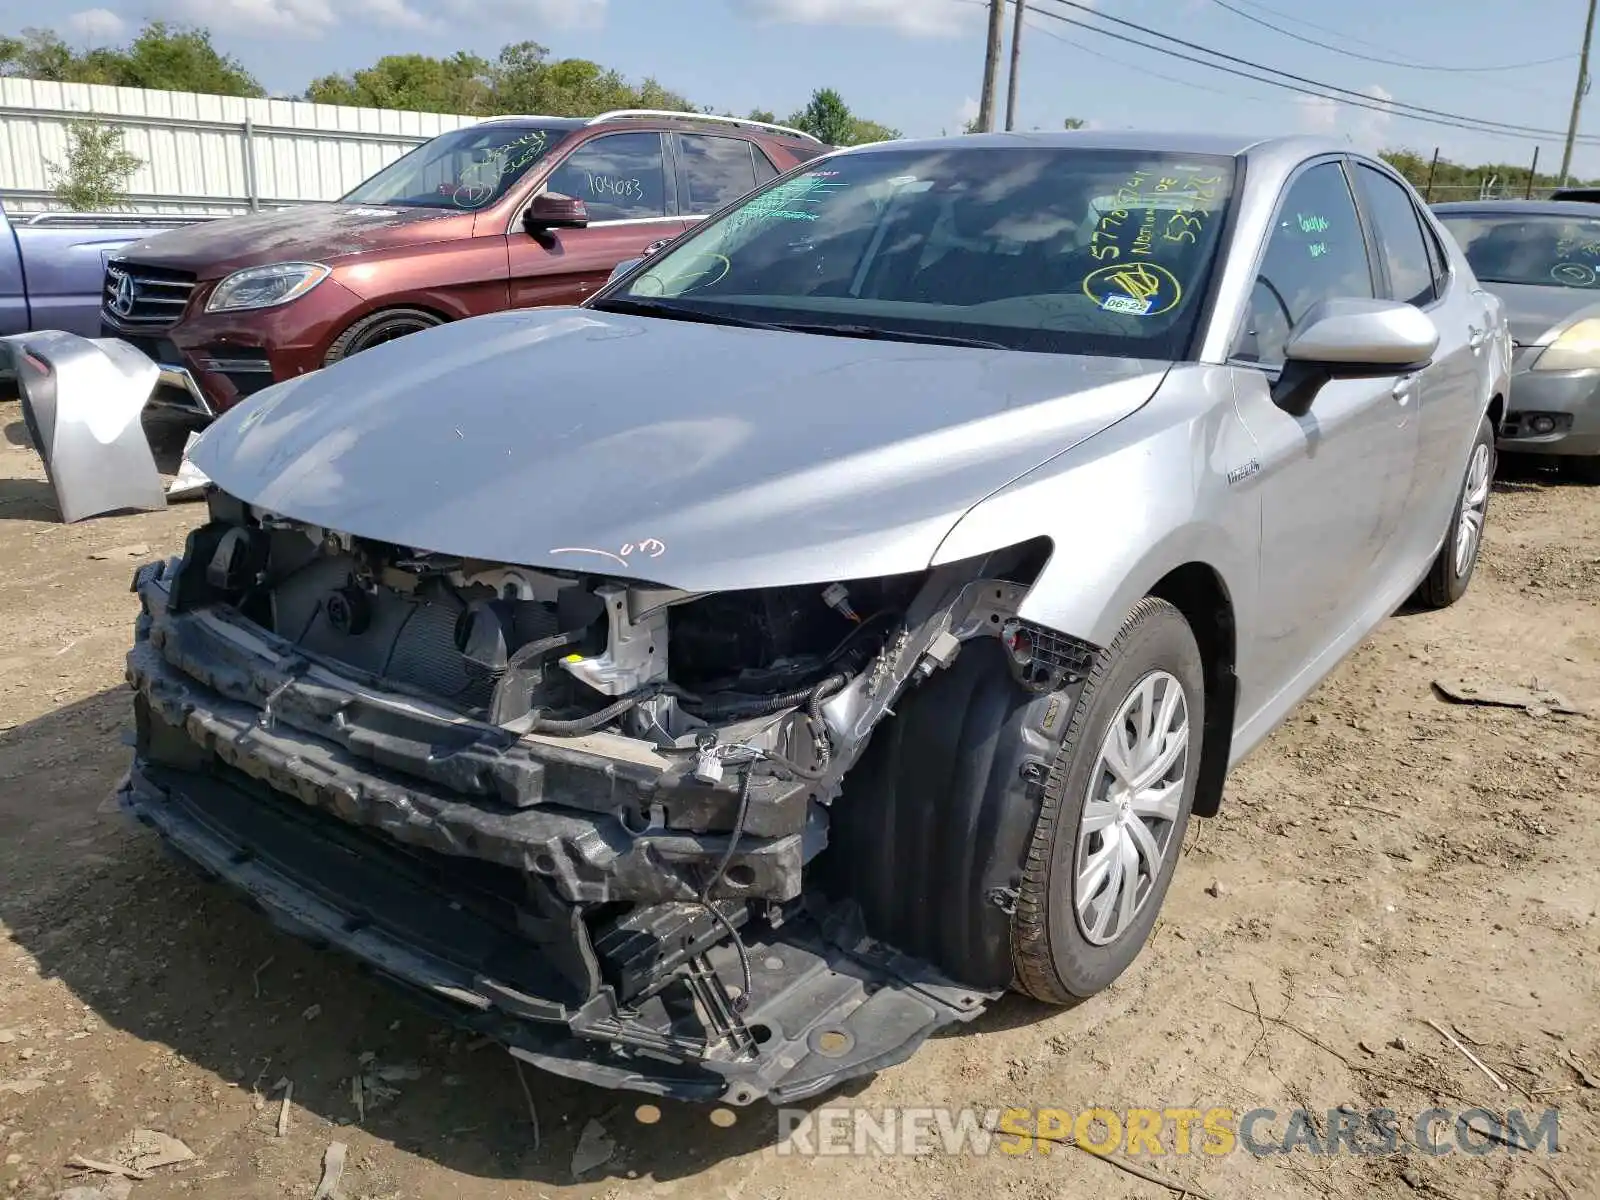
(718, 171), (847, 237)
(1297, 213), (1329, 234)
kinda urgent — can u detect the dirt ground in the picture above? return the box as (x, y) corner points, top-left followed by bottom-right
(2, 395), (1597, 1200)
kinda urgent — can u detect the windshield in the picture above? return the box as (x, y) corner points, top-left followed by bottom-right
(597, 146), (1237, 357)
(341, 124), (569, 211)
(1438, 212), (1600, 290)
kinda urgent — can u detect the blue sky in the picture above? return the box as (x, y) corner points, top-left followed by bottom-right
(17, 0), (1600, 178)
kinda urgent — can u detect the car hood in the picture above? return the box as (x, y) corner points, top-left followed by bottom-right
(191, 307), (1169, 592)
(113, 204), (476, 278)
(1482, 281), (1600, 347)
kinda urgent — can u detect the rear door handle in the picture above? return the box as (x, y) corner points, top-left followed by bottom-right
(1467, 324), (1486, 352)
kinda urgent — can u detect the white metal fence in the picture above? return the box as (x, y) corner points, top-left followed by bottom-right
(0, 78), (480, 215)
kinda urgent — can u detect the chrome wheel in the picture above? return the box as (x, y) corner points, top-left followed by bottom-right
(1073, 670), (1190, 946)
(1454, 442), (1491, 577)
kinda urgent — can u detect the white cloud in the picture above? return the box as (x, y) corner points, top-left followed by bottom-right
(738, 0), (969, 37)
(159, 0), (338, 35)
(1295, 94), (1339, 135)
(153, 0), (604, 36)
(528, 0), (606, 28)
(439, 0), (606, 30)
(957, 95), (978, 129)
(66, 8), (127, 41)
(354, 0), (437, 30)
(1295, 84), (1395, 151)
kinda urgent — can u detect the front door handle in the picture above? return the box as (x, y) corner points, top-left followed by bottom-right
(1392, 374), (1418, 404)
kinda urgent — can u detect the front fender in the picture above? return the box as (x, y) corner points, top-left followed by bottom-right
(931, 366), (1258, 651)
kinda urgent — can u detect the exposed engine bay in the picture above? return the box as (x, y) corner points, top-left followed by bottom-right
(121, 489), (1095, 1104)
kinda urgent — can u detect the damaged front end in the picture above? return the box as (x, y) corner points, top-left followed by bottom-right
(121, 491), (1084, 1104)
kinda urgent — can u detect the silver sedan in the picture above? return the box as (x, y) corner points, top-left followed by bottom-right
(120, 130), (1508, 1105)
(1436, 199), (1600, 482)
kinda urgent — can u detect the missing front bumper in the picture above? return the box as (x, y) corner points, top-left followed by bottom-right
(119, 761), (994, 1105)
(121, 574), (998, 1104)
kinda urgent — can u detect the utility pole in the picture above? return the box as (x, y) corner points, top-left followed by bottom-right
(1005, 0), (1027, 132)
(976, 0), (1006, 132)
(1560, 0), (1598, 185)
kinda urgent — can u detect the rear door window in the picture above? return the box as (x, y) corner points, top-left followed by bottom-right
(752, 145), (780, 184)
(1355, 164), (1436, 306)
(1421, 215), (1450, 296)
(544, 132), (669, 222)
(677, 133), (762, 214)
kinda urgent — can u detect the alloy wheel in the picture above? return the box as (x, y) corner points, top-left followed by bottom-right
(1073, 670), (1190, 946)
(1454, 442), (1491, 577)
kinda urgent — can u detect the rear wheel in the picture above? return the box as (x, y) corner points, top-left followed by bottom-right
(323, 307), (444, 365)
(1413, 414), (1494, 610)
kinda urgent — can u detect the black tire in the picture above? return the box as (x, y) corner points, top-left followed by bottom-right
(1414, 414), (1495, 610)
(1561, 454), (1600, 485)
(323, 307), (444, 366)
(1011, 598), (1204, 1004)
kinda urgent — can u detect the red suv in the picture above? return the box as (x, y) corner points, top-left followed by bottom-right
(100, 110), (826, 417)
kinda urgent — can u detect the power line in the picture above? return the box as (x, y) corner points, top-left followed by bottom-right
(1227, 0), (1561, 70)
(1037, 0), (1588, 140)
(953, 0), (1268, 104)
(1206, 0), (1576, 73)
(1027, 0), (1600, 146)
(1023, 13), (1269, 103)
(1222, 0), (1427, 54)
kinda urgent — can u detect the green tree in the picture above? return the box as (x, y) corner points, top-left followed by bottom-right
(746, 108), (778, 124)
(1, 28), (105, 81)
(846, 117), (900, 145)
(1062, 116), (1086, 130)
(0, 22), (260, 95)
(788, 87), (853, 145)
(476, 40), (692, 116)
(786, 88), (898, 147)
(307, 52), (493, 113)
(1379, 146), (1595, 201)
(47, 119), (141, 210)
(105, 23), (260, 95)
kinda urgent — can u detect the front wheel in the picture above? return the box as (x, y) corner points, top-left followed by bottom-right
(323, 307), (444, 366)
(1413, 414), (1494, 610)
(1011, 597), (1204, 1004)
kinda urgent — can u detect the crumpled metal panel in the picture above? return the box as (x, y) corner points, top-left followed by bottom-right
(6, 329), (165, 523)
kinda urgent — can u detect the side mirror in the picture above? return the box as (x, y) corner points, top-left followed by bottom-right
(1272, 298), (1439, 417)
(523, 192), (588, 233)
(604, 257), (644, 286)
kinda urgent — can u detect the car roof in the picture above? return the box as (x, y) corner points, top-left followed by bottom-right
(470, 116), (588, 131)
(833, 130), (1347, 161)
(470, 112), (821, 144)
(1431, 199), (1600, 218)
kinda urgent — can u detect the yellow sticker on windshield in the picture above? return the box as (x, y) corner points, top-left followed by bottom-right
(1082, 261), (1182, 317)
